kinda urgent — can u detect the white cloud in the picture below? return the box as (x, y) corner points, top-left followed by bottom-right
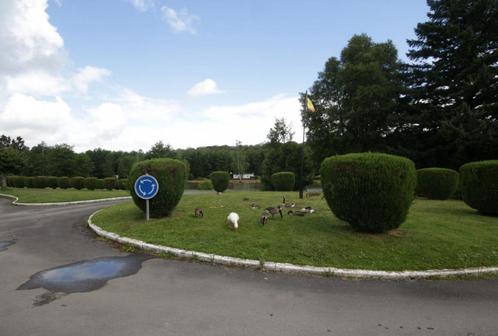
(72, 66), (111, 94)
(127, 0), (155, 12)
(187, 79), (223, 97)
(161, 6), (199, 34)
(5, 70), (68, 96)
(0, 94), (72, 144)
(0, 0), (65, 75)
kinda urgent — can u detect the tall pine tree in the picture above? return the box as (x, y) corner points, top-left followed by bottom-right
(402, 0), (498, 168)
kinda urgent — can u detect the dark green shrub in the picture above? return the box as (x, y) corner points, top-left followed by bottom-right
(85, 177), (98, 190)
(460, 160), (498, 216)
(416, 168), (459, 200)
(24, 177), (33, 188)
(117, 179), (128, 190)
(33, 176), (49, 189)
(57, 177), (70, 189)
(271, 172), (295, 191)
(320, 153), (416, 233)
(198, 179), (213, 190)
(47, 176), (58, 189)
(129, 158), (186, 218)
(70, 176), (85, 190)
(7, 176), (24, 188)
(209, 171), (230, 193)
(95, 179), (105, 190)
(103, 177), (116, 190)
(6, 176), (14, 187)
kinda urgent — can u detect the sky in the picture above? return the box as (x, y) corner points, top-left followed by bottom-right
(0, 0), (429, 152)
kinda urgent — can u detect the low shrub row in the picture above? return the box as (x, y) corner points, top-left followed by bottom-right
(320, 154), (498, 233)
(5, 176), (128, 191)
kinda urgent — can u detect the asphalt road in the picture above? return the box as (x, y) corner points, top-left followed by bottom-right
(1, 198), (498, 336)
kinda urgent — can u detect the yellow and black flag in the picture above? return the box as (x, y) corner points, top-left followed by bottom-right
(306, 96), (316, 113)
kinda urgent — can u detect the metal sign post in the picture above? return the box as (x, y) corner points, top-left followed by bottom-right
(134, 174), (159, 221)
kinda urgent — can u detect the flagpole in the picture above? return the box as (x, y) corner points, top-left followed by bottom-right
(299, 91), (307, 199)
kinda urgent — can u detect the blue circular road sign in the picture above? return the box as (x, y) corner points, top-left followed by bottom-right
(134, 175), (159, 200)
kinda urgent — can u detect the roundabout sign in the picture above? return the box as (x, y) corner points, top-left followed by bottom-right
(134, 174), (159, 220)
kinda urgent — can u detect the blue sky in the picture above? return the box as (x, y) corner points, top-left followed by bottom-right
(0, 0), (429, 151)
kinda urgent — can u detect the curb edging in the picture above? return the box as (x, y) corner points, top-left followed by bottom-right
(0, 192), (131, 206)
(87, 210), (498, 279)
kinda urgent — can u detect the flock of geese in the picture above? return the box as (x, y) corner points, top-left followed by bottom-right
(194, 196), (316, 230)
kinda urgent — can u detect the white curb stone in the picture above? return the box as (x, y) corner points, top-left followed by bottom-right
(87, 210), (498, 279)
(0, 192), (131, 206)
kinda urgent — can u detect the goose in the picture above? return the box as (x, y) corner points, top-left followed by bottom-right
(226, 212), (240, 230)
(282, 196), (295, 208)
(301, 206), (315, 214)
(265, 205), (283, 219)
(287, 210), (306, 216)
(194, 208), (204, 217)
(260, 210), (271, 225)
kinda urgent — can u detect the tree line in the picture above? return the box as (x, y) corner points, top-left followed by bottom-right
(0, 119), (313, 190)
(302, 0), (497, 170)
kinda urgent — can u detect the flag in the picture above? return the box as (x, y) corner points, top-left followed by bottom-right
(306, 97), (316, 113)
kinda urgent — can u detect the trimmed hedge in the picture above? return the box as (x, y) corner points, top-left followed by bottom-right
(47, 176), (58, 189)
(321, 153), (416, 233)
(117, 179), (128, 190)
(209, 171), (230, 193)
(460, 160), (498, 216)
(95, 179), (105, 190)
(103, 177), (116, 190)
(129, 158), (186, 218)
(33, 176), (49, 189)
(198, 179), (213, 190)
(7, 176), (24, 188)
(85, 177), (98, 190)
(57, 177), (70, 189)
(24, 177), (34, 188)
(416, 168), (459, 200)
(70, 176), (85, 190)
(271, 172), (295, 191)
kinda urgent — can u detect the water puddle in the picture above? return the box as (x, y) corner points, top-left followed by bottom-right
(18, 255), (151, 305)
(0, 240), (15, 252)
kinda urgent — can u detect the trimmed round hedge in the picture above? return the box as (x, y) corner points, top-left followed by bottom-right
(47, 176), (58, 189)
(209, 171), (230, 193)
(57, 177), (70, 189)
(320, 153), (416, 233)
(460, 160), (498, 216)
(33, 176), (49, 189)
(271, 171), (295, 191)
(70, 176), (85, 190)
(103, 177), (116, 190)
(416, 168), (459, 200)
(129, 158), (186, 218)
(95, 179), (105, 190)
(85, 177), (98, 190)
(24, 177), (34, 188)
(117, 178), (128, 190)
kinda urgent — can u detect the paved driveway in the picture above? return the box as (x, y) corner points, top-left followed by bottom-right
(1, 198), (497, 336)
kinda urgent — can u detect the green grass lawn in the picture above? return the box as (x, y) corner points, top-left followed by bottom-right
(93, 191), (498, 271)
(0, 187), (129, 203)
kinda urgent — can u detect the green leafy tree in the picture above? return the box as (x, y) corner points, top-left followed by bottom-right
(302, 34), (403, 167)
(73, 153), (94, 177)
(146, 141), (175, 159)
(261, 142), (314, 190)
(400, 0), (498, 168)
(0, 148), (23, 188)
(267, 118), (294, 144)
